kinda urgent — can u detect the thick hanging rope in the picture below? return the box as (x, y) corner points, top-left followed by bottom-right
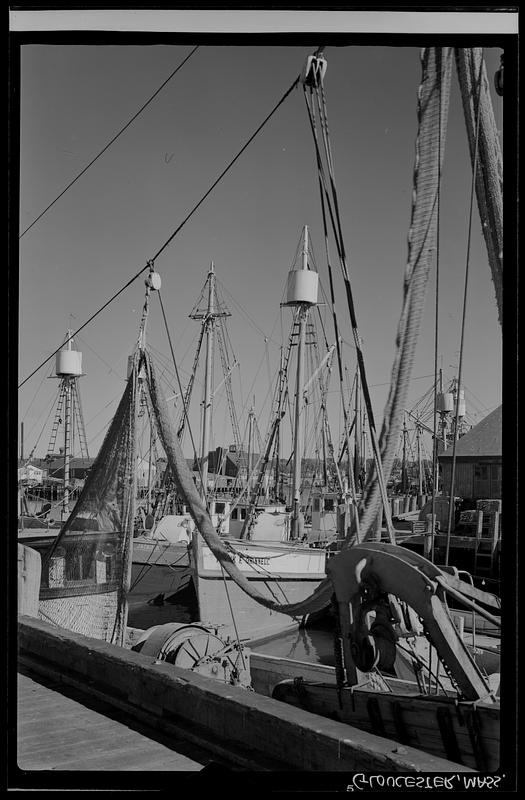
(429, 50), (445, 564)
(455, 48), (503, 327)
(364, 48), (453, 539)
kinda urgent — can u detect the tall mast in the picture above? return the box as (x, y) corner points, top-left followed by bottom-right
(416, 416), (423, 495)
(285, 225), (318, 540)
(247, 399), (255, 493)
(274, 348), (284, 499)
(439, 368), (448, 450)
(51, 328), (85, 523)
(189, 263), (231, 503)
(63, 365), (72, 519)
(401, 411), (408, 494)
(354, 361), (361, 491)
(200, 262), (216, 501)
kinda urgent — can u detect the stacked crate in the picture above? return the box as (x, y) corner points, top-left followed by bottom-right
(474, 499), (501, 576)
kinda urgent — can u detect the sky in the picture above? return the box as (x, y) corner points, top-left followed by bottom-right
(17, 38), (504, 466)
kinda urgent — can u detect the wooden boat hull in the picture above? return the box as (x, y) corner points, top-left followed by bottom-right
(250, 653), (499, 772)
(132, 536), (189, 568)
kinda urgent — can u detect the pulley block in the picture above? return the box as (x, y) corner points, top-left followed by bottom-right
(301, 55), (327, 88)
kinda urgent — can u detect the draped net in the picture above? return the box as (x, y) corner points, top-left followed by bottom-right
(38, 359), (138, 645)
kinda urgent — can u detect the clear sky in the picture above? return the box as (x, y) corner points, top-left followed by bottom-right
(17, 42), (503, 464)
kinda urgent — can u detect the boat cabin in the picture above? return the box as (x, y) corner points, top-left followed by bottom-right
(309, 490), (339, 546)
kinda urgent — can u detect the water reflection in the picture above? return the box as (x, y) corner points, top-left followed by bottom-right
(252, 626), (335, 667)
(128, 568), (334, 668)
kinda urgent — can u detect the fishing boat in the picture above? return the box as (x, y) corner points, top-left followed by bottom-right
(18, 43), (504, 771)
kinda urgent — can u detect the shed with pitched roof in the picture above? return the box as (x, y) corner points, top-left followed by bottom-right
(438, 405), (501, 499)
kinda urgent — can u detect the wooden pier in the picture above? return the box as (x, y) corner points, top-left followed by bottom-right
(17, 616), (475, 774)
(17, 666), (211, 771)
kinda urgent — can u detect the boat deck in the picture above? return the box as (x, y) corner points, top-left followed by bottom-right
(17, 666), (213, 771)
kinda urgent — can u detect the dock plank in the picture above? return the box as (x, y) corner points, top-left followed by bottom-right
(17, 671), (206, 771)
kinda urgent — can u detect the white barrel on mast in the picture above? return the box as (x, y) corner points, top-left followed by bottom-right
(56, 332), (83, 376)
(285, 269), (318, 306)
(456, 389), (466, 418)
(437, 391), (454, 413)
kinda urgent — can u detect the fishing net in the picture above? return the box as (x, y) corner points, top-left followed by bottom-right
(38, 358), (139, 645)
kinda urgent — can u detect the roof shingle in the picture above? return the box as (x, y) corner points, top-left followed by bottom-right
(439, 405), (501, 458)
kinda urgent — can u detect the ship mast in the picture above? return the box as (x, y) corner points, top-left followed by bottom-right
(48, 330), (88, 522)
(284, 226), (318, 540)
(200, 262), (216, 501)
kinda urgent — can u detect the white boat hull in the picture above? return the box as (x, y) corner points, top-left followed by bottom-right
(193, 538), (326, 642)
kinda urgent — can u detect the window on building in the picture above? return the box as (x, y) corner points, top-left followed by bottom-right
(490, 464), (502, 498)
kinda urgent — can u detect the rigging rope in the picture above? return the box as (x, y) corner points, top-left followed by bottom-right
(20, 46), (200, 239)
(308, 88), (361, 522)
(21, 364), (52, 426)
(303, 80), (395, 542)
(25, 385), (62, 463)
(445, 50), (485, 563)
(157, 290), (206, 500)
(430, 56), (443, 557)
(455, 49), (503, 327)
(18, 74), (301, 390)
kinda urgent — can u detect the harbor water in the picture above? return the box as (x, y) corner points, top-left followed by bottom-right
(128, 566), (335, 666)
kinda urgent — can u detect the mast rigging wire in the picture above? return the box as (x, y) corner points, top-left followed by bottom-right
(157, 291), (205, 500)
(19, 46), (200, 239)
(445, 51), (485, 564)
(18, 74), (301, 390)
(430, 49), (446, 562)
(303, 81), (395, 541)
